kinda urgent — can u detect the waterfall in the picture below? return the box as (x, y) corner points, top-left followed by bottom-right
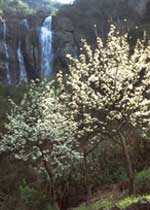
(17, 19), (29, 82)
(17, 43), (27, 82)
(40, 16), (53, 79)
(22, 18), (29, 31)
(3, 20), (11, 84)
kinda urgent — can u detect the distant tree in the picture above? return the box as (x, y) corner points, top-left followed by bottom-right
(0, 81), (80, 209)
(58, 25), (150, 195)
(0, 0), (33, 15)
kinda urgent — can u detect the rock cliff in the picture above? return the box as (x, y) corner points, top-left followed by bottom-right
(0, 0), (150, 85)
(0, 13), (48, 84)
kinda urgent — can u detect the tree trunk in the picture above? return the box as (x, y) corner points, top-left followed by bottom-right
(120, 134), (135, 195)
(37, 144), (59, 209)
(83, 154), (92, 205)
(51, 187), (59, 210)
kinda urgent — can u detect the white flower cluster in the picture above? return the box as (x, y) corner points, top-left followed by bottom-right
(0, 80), (81, 179)
(1, 25), (150, 184)
(58, 25), (150, 149)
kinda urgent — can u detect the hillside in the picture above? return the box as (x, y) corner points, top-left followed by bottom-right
(22, 0), (62, 11)
(0, 0), (61, 15)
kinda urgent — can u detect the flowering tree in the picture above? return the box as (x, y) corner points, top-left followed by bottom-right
(0, 80), (80, 209)
(58, 25), (150, 195)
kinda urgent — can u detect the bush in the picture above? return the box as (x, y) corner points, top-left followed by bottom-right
(135, 168), (150, 194)
(20, 181), (49, 210)
(0, 84), (27, 134)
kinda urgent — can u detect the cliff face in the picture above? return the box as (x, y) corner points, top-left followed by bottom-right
(0, 14), (47, 85)
(52, 0), (150, 70)
(20, 15), (43, 80)
(53, 15), (77, 71)
(0, 12), (77, 84)
(57, 0), (150, 48)
(128, 0), (148, 15)
(0, 0), (150, 85)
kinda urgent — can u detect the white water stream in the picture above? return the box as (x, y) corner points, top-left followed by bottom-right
(40, 16), (53, 79)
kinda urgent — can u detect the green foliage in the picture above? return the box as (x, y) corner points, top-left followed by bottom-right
(0, 83), (26, 134)
(135, 168), (150, 194)
(117, 195), (150, 209)
(0, 0), (61, 15)
(22, 0), (61, 13)
(3, 0), (33, 15)
(74, 195), (150, 210)
(97, 167), (127, 185)
(20, 181), (49, 210)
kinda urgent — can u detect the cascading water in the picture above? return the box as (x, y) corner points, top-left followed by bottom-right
(22, 19), (29, 31)
(3, 20), (11, 84)
(17, 19), (29, 82)
(40, 16), (53, 79)
(17, 43), (27, 81)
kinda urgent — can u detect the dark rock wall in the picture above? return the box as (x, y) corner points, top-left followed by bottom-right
(53, 15), (78, 72)
(0, 0), (150, 85)
(52, 0), (150, 72)
(0, 14), (46, 85)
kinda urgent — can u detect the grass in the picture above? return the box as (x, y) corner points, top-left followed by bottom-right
(73, 195), (150, 210)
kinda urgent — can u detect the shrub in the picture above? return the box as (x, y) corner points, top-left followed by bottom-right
(135, 168), (150, 194)
(20, 181), (49, 210)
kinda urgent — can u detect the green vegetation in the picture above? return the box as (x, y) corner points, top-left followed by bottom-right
(135, 168), (150, 194)
(0, 0), (61, 15)
(0, 84), (26, 133)
(0, 0), (33, 15)
(20, 181), (49, 210)
(73, 195), (150, 210)
(23, 0), (62, 12)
